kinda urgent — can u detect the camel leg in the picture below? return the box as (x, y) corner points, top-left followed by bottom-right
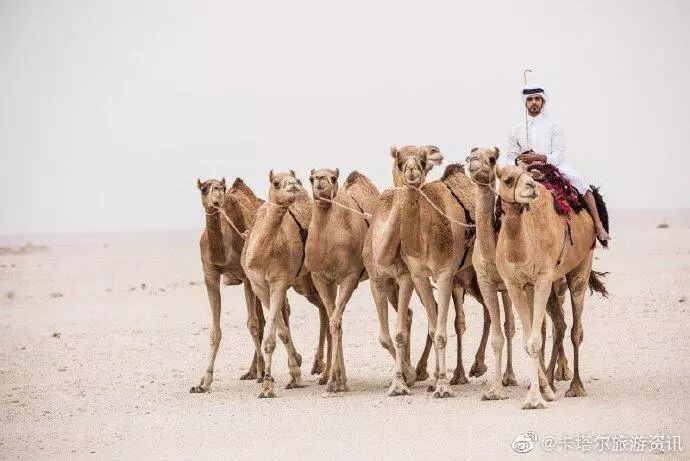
(552, 278), (573, 381)
(501, 291), (517, 386)
(388, 273), (415, 396)
(257, 281), (292, 398)
(389, 279), (430, 381)
(411, 275), (439, 391)
(430, 272), (454, 398)
(239, 283), (265, 382)
(521, 279), (555, 409)
(450, 285), (469, 385)
(462, 276), (489, 379)
(381, 278), (417, 385)
(545, 288), (566, 388)
(311, 275), (340, 390)
(190, 272), (222, 393)
(276, 306), (304, 390)
(372, 278), (396, 359)
(296, 277), (331, 385)
(326, 275), (359, 392)
(565, 255), (592, 398)
(477, 278), (507, 401)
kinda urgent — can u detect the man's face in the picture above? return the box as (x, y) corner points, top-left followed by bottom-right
(525, 95), (544, 116)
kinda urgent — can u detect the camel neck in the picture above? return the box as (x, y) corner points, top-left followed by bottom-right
(251, 203), (289, 255)
(501, 202), (531, 264)
(398, 186), (422, 258)
(205, 212), (226, 265)
(475, 184), (498, 261)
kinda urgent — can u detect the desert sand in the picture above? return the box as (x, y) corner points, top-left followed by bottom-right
(1, 210), (689, 459)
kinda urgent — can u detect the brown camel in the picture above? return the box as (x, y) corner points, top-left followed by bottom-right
(494, 163), (607, 409)
(378, 145), (488, 397)
(241, 170), (330, 398)
(191, 177), (267, 393)
(305, 169), (380, 392)
(466, 148), (575, 399)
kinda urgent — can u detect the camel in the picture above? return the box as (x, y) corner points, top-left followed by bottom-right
(466, 148), (576, 399)
(305, 169), (379, 392)
(493, 162), (607, 409)
(191, 177), (267, 393)
(241, 170), (330, 398)
(377, 145), (487, 398)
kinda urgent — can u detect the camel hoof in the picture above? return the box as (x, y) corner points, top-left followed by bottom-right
(541, 385), (556, 402)
(325, 380), (347, 393)
(415, 368), (430, 382)
(258, 378), (276, 398)
(502, 371), (518, 387)
(310, 359), (325, 375)
(317, 373), (328, 385)
(565, 381), (587, 398)
(387, 378), (411, 397)
(450, 372), (469, 385)
(239, 371), (257, 381)
(469, 361), (488, 378)
(432, 379), (454, 398)
(521, 394), (547, 410)
(403, 365), (417, 386)
(481, 386), (507, 401)
(285, 379), (305, 390)
(256, 376), (264, 383)
(189, 385), (208, 394)
(555, 364), (573, 382)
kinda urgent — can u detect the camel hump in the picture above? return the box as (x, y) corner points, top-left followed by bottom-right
(231, 178), (257, 198)
(439, 163), (477, 218)
(343, 171), (380, 215)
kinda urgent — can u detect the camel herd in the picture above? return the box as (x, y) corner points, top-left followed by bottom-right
(191, 146), (608, 410)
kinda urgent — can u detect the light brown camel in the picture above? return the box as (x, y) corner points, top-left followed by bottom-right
(305, 169), (379, 392)
(466, 148), (575, 399)
(191, 177), (267, 393)
(241, 170), (330, 398)
(494, 163), (607, 409)
(378, 145), (486, 397)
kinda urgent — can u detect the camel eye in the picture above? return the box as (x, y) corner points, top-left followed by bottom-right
(296, 179), (302, 186)
(273, 181), (280, 188)
(504, 177), (514, 187)
(489, 157), (496, 165)
(420, 160), (427, 170)
(397, 161), (404, 170)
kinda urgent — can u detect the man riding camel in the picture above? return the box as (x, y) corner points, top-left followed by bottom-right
(504, 83), (611, 243)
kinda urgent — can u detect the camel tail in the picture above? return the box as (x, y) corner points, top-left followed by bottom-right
(588, 269), (609, 298)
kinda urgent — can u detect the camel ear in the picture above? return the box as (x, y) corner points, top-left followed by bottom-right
(470, 147), (479, 153)
(424, 145), (443, 169)
(220, 177), (226, 188)
(197, 178), (202, 190)
(495, 164), (505, 179)
(289, 169), (296, 178)
(390, 145), (399, 160)
(333, 168), (339, 179)
(529, 169), (544, 181)
(309, 169), (315, 181)
(269, 170), (275, 183)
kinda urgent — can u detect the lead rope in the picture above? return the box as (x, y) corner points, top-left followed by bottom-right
(313, 176), (373, 221)
(392, 185), (475, 228)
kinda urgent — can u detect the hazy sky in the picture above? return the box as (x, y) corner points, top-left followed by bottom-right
(1, 0), (689, 235)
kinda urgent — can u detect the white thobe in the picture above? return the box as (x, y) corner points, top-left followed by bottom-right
(503, 112), (589, 194)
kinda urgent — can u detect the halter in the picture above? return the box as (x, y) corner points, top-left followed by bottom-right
(497, 172), (532, 211)
(312, 174), (372, 223)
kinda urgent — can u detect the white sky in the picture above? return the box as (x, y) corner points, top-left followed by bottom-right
(1, 0), (689, 235)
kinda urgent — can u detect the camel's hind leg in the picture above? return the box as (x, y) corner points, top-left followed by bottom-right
(462, 274), (490, 379)
(294, 276), (332, 385)
(327, 275), (360, 392)
(551, 278), (573, 382)
(450, 285), (469, 385)
(410, 275), (439, 391)
(240, 283), (266, 382)
(190, 272), (222, 394)
(477, 277), (507, 401)
(545, 285), (567, 388)
(565, 254), (593, 398)
(500, 291), (517, 386)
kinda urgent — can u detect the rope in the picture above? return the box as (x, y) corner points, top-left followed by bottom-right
(205, 182), (246, 240)
(392, 185), (475, 228)
(315, 196), (372, 220)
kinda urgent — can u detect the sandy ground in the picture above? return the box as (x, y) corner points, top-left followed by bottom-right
(1, 210), (689, 459)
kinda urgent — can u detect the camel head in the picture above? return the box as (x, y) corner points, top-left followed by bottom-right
(390, 145), (443, 187)
(466, 146), (500, 185)
(197, 177), (226, 211)
(309, 168), (340, 202)
(268, 169), (304, 206)
(495, 165), (543, 206)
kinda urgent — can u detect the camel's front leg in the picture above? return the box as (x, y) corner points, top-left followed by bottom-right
(430, 272), (454, 398)
(239, 283), (265, 382)
(257, 281), (292, 398)
(311, 275), (340, 391)
(388, 274), (415, 396)
(450, 284), (469, 385)
(524, 278), (555, 409)
(477, 278), (507, 401)
(190, 272), (222, 393)
(327, 275), (359, 392)
(501, 291), (517, 386)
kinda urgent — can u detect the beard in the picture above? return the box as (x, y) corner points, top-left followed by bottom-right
(528, 105), (542, 116)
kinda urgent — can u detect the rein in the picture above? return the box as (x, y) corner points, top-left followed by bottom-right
(392, 185), (476, 228)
